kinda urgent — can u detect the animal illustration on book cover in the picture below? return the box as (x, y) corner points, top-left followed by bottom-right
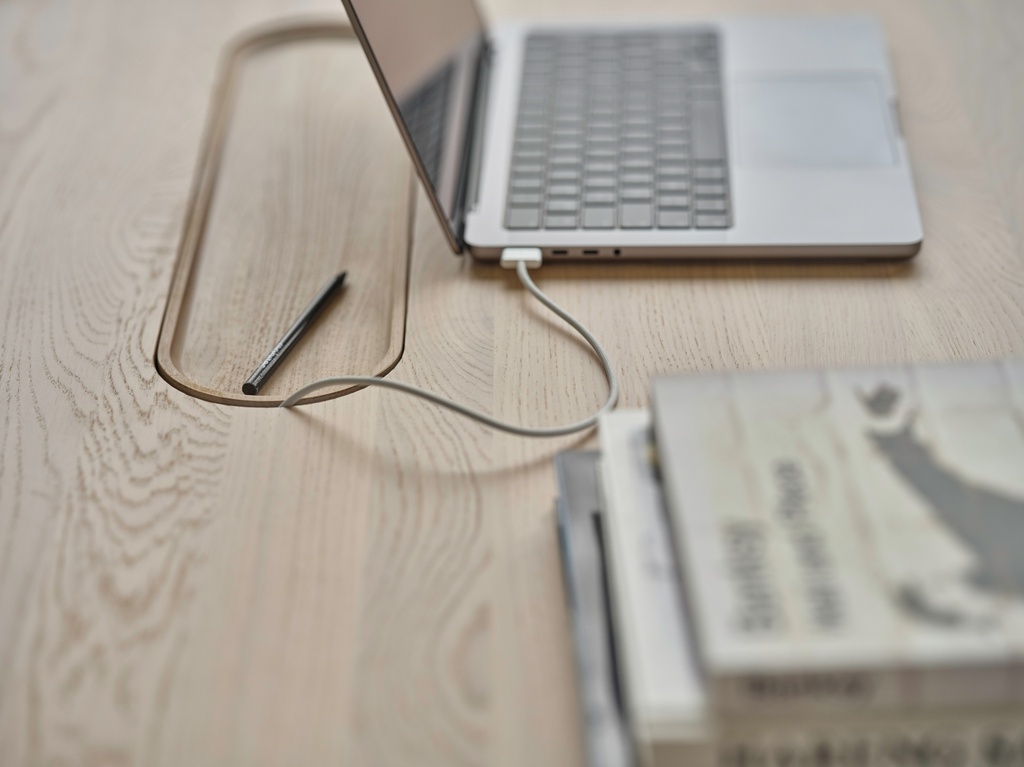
(690, 361), (1024, 667)
(856, 365), (1024, 631)
(863, 382), (1024, 630)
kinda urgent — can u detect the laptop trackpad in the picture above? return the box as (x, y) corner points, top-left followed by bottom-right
(735, 75), (896, 167)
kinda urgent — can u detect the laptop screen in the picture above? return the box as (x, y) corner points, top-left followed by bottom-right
(340, 0), (486, 249)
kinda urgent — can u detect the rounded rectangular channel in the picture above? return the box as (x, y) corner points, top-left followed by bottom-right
(157, 22), (413, 406)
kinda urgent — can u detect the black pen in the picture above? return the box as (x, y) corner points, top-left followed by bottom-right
(243, 271), (347, 395)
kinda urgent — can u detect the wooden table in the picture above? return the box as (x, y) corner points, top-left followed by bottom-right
(2, 0), (1023, 764)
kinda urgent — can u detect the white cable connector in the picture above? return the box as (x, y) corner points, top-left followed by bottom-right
(499, 247), (543, 270)
(279, 249), (619, 438)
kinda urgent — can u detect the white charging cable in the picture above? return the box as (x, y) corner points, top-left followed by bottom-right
(279, 248), (619, 437)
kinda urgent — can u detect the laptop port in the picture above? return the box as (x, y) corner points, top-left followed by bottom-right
(551, 249), (568, 255)
(583, 249), (598, 255)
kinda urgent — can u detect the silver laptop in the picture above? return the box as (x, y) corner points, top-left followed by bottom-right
(339, 1), (923, 261)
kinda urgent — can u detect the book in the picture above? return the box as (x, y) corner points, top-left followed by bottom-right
(554, 451), (632, 767)
(589, 408), (1024, 767)
(597, 411), (709, 767)
(650, 359), (1024, 718)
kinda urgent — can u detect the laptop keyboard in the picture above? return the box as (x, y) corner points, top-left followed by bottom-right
(504, 30), (731, 232)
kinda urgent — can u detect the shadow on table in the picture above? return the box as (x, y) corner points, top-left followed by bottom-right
(468, 256), (917, 284)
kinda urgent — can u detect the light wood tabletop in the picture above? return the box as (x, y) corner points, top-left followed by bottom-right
(2, 0), (1023, 764)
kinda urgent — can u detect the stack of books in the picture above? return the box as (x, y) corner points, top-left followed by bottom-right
(556, 359), (1024, 767)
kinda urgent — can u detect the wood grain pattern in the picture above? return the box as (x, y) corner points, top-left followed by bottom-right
(1, 0), (1023, 765)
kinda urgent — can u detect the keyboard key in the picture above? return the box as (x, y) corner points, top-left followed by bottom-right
(658, 210), (692, 228)
(621, 173), (654, 186)
(621, 187), (653, 201)
(621, 138), (654, 151)
(620, 203), (653, 228)
(696, 198), (727, 213)
(517, 124), (547, 136)
(516, 135), (547, 147)
(657, 180), (691, 193)
(507, 208), (540, 229)
(551, 146), (583, 159)
(656, 108), (687, 122)
(584, 191), (616, 205)
(546, 214), (579, 229)
(695, 213), (730, 228)
(547, 199), (580, 213)
(510, 193), (542, 206)
(513, 164), (544, 177)
(514, 150), (546, 162)
(584, 177), (616, 189)
(512, 177), (543, 190)
(621, 158), (654, 171)
(657, 125), (687, 137)
(657, 137), (690, 150)
(549, 170), (581, 183)
(658, 151), (690, 163)
(695, 164), (726, 181)
(695, 183), (727, 197)
(583, 207), (616, 229)
(553, 127), (583, 139)
(658, 166), (690, 178)
(548, 184), (580, 197)
(550, 155), (581, 168)
(659, 195), (691, 208)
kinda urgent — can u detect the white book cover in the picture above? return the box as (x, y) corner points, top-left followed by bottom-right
(650, 359), (1024, 716)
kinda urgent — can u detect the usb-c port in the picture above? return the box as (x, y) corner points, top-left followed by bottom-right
(583, 249), (598, 255)
(552, 249), (568, 255)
